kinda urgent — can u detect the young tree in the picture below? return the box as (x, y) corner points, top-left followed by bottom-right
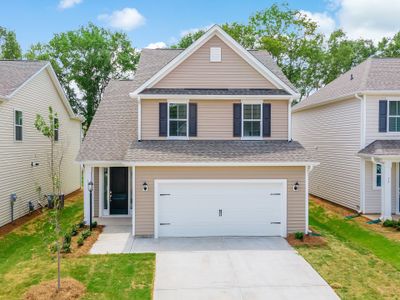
(0, 26), (22, 59)
(26, 23), (139, 131)
(35, 107), (63, 290)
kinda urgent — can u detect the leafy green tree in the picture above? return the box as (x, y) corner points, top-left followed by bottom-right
(0, 26), (22, 59)
(26, 23), (139, 130)
(221, 22), (256, 49)
(378, 32), (400, 57)
(171, 30), (206, 49)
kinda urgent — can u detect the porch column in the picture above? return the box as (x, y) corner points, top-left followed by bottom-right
(83, 166), (93, 224)
(132, 166), (136, 236)
(381, 160), (392, 220)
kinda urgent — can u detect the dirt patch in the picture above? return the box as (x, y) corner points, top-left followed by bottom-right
(287, 231), (327, 247)
(0, 190), (82, 238)
(310, 194), (356, 216)
(65, 225), (103, 257)
(24, 278), (85, 300)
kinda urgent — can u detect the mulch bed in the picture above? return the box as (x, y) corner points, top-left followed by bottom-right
(24, 278), (85, 300)
(0, 190), (82, 238)
(65, 225), (103, 258)
(286, 233), (327, 247)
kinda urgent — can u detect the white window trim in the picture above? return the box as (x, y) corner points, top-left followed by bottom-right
(387, 100), (400, 132)
(14, 109), (23, 142)
(167, 100), (189, 140)
(241, 100), (263, 140)
(373, 162), (382, 190)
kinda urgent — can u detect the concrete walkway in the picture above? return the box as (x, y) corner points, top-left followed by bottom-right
(132, 237), (339, 300)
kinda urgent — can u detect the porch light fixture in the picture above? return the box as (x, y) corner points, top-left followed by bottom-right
(142, 182), (149, 192)
(293, 182), (299, 192)
(88, 181), (94, 230)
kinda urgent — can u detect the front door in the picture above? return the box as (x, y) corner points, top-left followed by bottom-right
(110, 167), (128, 215)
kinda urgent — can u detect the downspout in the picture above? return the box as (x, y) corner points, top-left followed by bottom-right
(288, 98), (293, 141)
(355, 93), (366, 213)
(305, 164), (314, 234)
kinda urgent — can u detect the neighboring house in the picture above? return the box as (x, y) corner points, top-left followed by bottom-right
(0, 60), (82, 227)
(292, 58), (400, 220)
(77, 25), (317, 238)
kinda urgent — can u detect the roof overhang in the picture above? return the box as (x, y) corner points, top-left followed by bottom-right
(138, 94), (293, 100)
(358, 154), (400, 162)
(129, 25), (299, 99)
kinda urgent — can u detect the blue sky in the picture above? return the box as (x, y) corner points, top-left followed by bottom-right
(1, 0), (399, 51)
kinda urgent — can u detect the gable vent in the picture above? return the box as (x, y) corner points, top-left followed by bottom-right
(210, 47), (221, 62)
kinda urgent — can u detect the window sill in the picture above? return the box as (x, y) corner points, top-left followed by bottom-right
(241, 137), (263, 141)
(167, 136), (189, 140)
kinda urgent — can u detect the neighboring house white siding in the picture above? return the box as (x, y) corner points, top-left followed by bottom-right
(365, 95), (400, 145)
(0, 69), (81, 227)
(293, 98), (361, 210)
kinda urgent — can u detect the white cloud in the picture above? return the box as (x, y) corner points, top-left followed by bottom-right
(58, 0), (82, 10)
(180, 24), (213, 37)
(301, 10), (336, 36)
(145, 42), (167, 49)
(98, 8), (145, 31)
(335, 0), (400, 41)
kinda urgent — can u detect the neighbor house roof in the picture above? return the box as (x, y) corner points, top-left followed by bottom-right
(293, 58), (400, 112)
(0, 60), (48, 99)
(358, 140), (400, 157)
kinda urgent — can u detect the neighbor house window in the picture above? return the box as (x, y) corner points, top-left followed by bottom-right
(14, 110), (23, 141)
(242, 104), (262, 137)
(374, 163), (382, 189)
(54, 118), (59, 142)
(168, 103), (188, 137)
(389, 101), (400, 132)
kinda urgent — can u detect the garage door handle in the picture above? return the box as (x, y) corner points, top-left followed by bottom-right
(270, 193), (281, 196)
(159, 194), (171, 196)
(270, 221), (281, 224)
(160, 223), (171, 225)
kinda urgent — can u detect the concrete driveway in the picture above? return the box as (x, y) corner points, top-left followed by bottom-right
(132, 237), (339, 300)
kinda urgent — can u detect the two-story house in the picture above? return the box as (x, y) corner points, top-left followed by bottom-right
(0, 60), (82, 227)
(77, 25), (317, 238)
(293, 58), (400, 220)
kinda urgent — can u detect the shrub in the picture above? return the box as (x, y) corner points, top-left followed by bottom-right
(78, 220), (85, 228)
(82, 229), (91, 239)
(70, 225), (79, 236)
(295, 232), (304, 240)
(49, 242), (58, 253)
(91, 221), (97, 228)
(77, 236), (84, 246)
(63, 233), (72, 244)
(61, 241), (71, 253)
(383, 219), (395, 227)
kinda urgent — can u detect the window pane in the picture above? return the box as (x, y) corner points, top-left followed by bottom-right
(54, 118), (59, 141)
(389, 101), (397, 115)
(243, 105), (252, 119)
(243, 121), (261, 137)
(15, 111), (22, 125)
(177, 104), (187, 119)
(169, 104), (177, 119)
(376, 164), (381, 175)
(15, 126), (22, 141)
(252, 105), (261, 119)
(169, 120), (187, 136)
(103, 168), (108, 210)
(377, 175), (382, 187)
(389, 117), (400, 132)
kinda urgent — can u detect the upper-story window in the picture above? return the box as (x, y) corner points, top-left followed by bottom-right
(14, 110), (23, 141)
(242, 104), (262, 138)
(388, 101), (400, 132)
(168, 103), (188, 137)
(54, 118), (59, 142)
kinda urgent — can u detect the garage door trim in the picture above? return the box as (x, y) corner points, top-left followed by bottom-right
(154, 179), (287, 238)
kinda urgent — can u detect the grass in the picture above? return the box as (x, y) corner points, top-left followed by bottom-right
(296, 200), (400, 300)
(0, 194), (155, 300)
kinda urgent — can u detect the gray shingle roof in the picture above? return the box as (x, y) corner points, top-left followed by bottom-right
(293, 58), (400, 112)
(0, 60), (48, 98)
(358, 140), (400, 157)
(141, 88), (289, 96)
(77, 48), (309, 163)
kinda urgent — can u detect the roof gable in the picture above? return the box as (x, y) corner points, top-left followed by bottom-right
(131, 25), (298, 97)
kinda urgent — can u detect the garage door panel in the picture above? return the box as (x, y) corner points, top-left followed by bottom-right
(157, 180), (285, 237)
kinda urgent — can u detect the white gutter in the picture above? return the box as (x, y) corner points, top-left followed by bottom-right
(288, 98), (293, 141)
(355, 93), (366, 148)
(134, 94), (293, 100)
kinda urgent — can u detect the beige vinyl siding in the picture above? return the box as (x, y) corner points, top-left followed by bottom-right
(0, 69), (81, 227)
(365, 95), (400, 145)
(94, 167), (99, 217)
(154, 36), (277, 89)
(135, 166), (306, 236)
(293, 97), (361, 210)
(141, 99), (288, 140)
(365, 161), (398, 214)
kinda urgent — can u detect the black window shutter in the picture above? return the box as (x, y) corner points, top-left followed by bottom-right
(379, 100), (387, 132)
(189, 103), (197, 137)
(263, 103), (271, 137)
(233, 103), (241, 137)
(159, 102), (168, 137)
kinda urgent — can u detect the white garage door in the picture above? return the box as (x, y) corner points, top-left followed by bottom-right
(155, 180), (286, 238)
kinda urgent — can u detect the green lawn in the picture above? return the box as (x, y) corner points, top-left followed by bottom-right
(0, 195), (155, 300)
(296, 200), (400, 300)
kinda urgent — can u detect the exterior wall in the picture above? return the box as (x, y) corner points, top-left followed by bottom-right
(365, 161), (398, 214)
(154, 36), (277, 89)
(293, 98), (361, 210)
(94, 167), (99, 217)
(365, 94), (400, 145)
(135, 166), (306, 236)
(141, 99), (288, 140)
(0, 69), (81, 227)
